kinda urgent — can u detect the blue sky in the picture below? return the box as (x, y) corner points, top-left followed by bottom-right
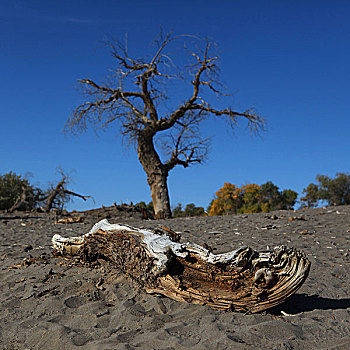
(1, 0), (349, 211)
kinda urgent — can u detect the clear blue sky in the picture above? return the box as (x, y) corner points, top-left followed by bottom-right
(1, 0), (349, 211)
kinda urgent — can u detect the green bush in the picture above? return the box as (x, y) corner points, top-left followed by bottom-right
(136, 201), (154, 212)
(173, 203), (205, 217)
(0, 172), (35, 210)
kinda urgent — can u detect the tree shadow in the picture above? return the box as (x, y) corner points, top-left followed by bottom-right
(271, 293), (350, 314)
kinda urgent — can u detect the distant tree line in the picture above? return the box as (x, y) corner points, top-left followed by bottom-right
(2, 171), (349, 216)
(168, 173), (350, 217)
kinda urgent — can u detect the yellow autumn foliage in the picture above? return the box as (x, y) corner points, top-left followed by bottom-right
(208, 181), (298, 216)
(209, 182), (245, 216)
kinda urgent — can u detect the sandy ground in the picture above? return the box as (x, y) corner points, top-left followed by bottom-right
(0, 205), (349, 349)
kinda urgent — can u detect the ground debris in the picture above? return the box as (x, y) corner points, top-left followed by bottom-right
(288, 216), (307, 221)
(55, 216), (84, 224)
(299, 230), (312, 235)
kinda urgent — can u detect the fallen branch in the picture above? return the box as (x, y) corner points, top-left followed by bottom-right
(52, 220), (311, 313)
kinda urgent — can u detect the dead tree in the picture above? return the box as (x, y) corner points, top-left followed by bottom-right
(40, 172), (91, 212)
(42, 179), (90, 212)
(65, 32), (265, 219)
(52, 220), (311, 313)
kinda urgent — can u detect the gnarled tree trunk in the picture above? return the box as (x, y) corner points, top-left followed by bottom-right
(137, 132), (172, 219)
(52, 220), (311, 313)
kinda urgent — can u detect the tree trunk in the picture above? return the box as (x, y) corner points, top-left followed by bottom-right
(147, 171), (171, 219)
(44, 182), (64, 212)
(137, 132), (172, 219)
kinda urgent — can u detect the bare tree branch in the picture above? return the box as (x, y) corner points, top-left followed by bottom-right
(187, 105), (265, 133)
(159, 112), (210, 172)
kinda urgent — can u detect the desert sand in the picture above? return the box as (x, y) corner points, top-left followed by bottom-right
(1, 205), (349, 349)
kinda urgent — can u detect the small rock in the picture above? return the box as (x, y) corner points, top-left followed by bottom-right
(72, 334), (90, 346)
(261, 224), (277, 230)
(300, 230), (312, 235)
(288, 216), (307, 221)
(24, 245), (33, 252)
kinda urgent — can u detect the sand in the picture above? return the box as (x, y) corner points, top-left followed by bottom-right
(1, 205), (349, 349)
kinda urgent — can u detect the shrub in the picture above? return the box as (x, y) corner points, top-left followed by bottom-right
(136, 201), (154, 212)
(0, 172), (35, 210)
(173, 203), (206, 217)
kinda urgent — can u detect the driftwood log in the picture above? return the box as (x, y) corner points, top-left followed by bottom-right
(52, 220), (311, 313)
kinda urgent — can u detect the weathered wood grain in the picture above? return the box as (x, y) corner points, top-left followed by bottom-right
(52, 219), (310, 313)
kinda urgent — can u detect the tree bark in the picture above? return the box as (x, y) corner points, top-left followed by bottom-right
(44, 181), (65, 212)
(148, 171), (171, 219)
(137, 132), (172, 219)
